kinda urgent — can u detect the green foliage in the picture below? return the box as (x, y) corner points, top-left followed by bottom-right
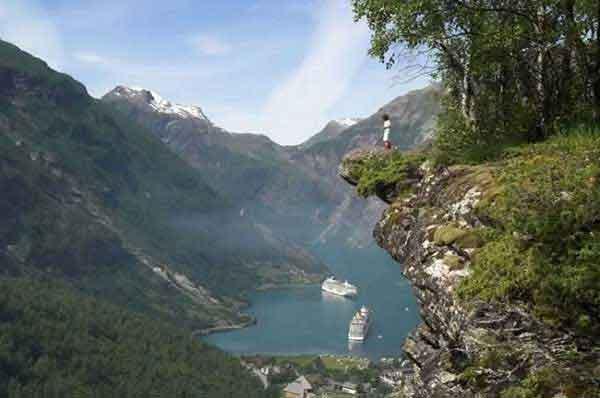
(433, 225), (484, 249)
(459, 126), (600, 334)
(500, 367), (600, 398)
(0, 38), (325, 330)
(0, 278), (268, 398)
(457, 234), (538, 303)
(354, 0), (600, 166)
(433, 103), (525, 165)
(346, 151), (425, 199)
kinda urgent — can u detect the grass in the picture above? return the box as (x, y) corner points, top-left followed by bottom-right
(272, 355), (317, 368)
(343, 150), (426, 199)
(271, 355), (368, 372)
(458, 125), (600, 335)
(320, 356), (370, 371)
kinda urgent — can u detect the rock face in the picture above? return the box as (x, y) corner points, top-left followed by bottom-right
(341, 151), (599, 397)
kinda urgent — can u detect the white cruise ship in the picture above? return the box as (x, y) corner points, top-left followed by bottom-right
(348, 306), (371, 341)
(321, 276), (358, 298)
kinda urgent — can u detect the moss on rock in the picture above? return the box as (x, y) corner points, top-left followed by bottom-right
(443, 254), (464, 270)
(433, 225), (484, 249)
(341, 149), (425, 201)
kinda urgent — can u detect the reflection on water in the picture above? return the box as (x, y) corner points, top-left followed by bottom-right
(321, 290), (351, 302)
(347, 340), (366, 356)
(203, 247), (421, 360)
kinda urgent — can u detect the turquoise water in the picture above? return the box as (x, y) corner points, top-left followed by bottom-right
(203, 247), (421, 360)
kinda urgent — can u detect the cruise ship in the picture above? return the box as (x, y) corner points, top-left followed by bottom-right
(321, 276), (358, 298)
(348, 306), (371, 341)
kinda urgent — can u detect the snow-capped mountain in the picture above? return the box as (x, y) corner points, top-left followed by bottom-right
(102, 84), (440, 250)
(106, 86), (210, 121)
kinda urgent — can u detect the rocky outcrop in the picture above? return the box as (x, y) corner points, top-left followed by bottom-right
(341, 150), (599, 397)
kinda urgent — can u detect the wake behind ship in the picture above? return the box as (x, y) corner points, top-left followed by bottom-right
(348, 306), (371, 341)
(321, 276), (358, 298)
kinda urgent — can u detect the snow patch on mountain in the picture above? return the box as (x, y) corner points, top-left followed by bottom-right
(334, 118), (361, 128)
(112, 86), (209, 121)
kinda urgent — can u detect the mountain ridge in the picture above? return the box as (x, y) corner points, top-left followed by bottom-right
(0, 39), (325, 332)
(102, 83), (442, 251)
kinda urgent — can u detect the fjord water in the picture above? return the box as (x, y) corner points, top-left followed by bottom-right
(204, 247), (421, 360)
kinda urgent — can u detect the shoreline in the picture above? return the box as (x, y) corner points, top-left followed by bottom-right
(193, 317), (257, 337)
(197, 281), (322, 337)
(255, 281), (320, 291)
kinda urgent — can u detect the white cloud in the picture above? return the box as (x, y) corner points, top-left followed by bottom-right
(258, 0), (371, 145)
(0, 0), (64, 70)
(188, 34), (232, 56)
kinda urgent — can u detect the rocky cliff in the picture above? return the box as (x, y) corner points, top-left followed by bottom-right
(341, 149), (599, 397)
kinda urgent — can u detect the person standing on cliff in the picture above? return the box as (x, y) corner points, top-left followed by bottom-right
(382, 113), (392, 150)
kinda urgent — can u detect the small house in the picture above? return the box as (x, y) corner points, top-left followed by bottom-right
(284, 376), (313, 398)
(341, 382), (358, 395)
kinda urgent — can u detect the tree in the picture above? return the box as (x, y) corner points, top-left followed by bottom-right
(353, 0), (600, 162)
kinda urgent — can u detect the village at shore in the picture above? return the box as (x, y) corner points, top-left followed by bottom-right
(241, 355), (414, 398)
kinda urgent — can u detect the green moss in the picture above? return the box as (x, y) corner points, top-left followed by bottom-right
(500, 367), (600, 398)
(443, 254), (463, 270)
(457, 234), (538, 303)
(433, 225), (485, 249)
(456, 232), (485, 249)
(458, 126), (600, 335)
(344, 151), (425, 199)
(433, 225), (466, 245)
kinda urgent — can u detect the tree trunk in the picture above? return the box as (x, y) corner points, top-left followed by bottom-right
(561, 0), (576, 116)
(533, 5), (548, 140)
(595, 1), (600, 120)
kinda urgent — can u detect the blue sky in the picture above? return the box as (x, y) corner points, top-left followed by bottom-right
(0, 0), (429, 145)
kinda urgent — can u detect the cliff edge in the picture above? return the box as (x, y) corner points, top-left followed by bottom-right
(340, 144), (599, 397)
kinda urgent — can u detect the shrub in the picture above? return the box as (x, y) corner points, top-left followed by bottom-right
(346, 151), (425, 199)
(459, 126), (600, 334)
(433, 101), (528, 165)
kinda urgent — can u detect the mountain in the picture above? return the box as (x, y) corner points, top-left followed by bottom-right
(102, 84), (441, 251)
(286, 85), (442, 247)
(299, 118), (361, 149)
(0, 39), (325, 332)
(103, 86), (333, 246)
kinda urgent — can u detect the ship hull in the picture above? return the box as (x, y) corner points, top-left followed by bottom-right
(322, 285), (357, 298)
(348, 322), (370, 341)
(347, 335), (366, 341)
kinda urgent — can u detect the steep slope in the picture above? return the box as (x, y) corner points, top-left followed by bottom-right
(103, 86), (333, 246)
(0, 278), (272, 397)
(0, 40), (324, 331)
(341, 143), (600, 397)
(102, 84), (441, 250)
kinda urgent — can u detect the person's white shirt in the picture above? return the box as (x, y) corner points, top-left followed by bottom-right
(383, 119), (391, 141)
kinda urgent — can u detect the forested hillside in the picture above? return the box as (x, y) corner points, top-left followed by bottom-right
(0, 39), (323, 331)
(0, 278), (272, 398)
